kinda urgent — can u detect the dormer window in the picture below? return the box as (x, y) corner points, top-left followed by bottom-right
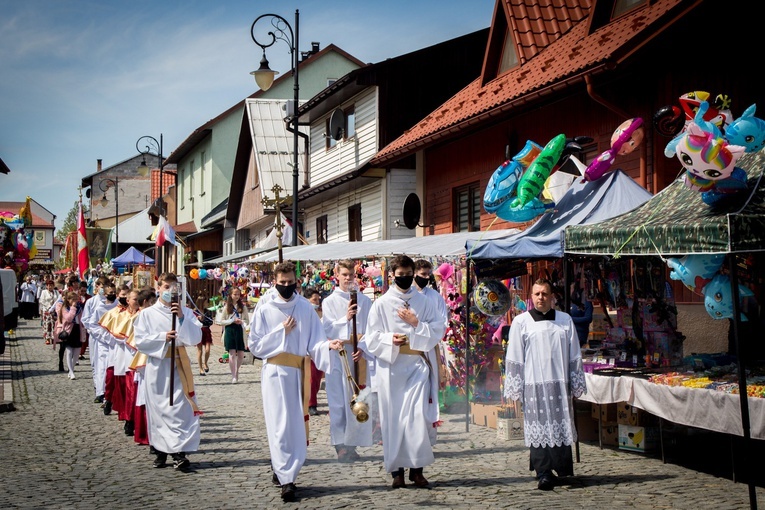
(499, 27), (519, 75)
(613, 0), (647, 19)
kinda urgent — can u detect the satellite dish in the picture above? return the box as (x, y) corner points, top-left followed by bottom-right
(329, 108), (345, 141)
(402, 193), (422, 230)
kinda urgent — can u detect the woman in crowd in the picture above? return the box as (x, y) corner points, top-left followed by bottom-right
(38, 280), (59, 345)
(304, 287), (325, 416)
(19, 274), (38, 320)
(219, 286), (249, 384)
(195, 290), (213, 376)
(55, 291), (84, 379)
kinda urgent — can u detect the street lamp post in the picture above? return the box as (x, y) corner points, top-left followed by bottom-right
(136, 134), (165, 273)
(250, 10), (300, 247)
(261, 184), (292, 263)
(99, 177), (120, 259)
(136, 134), (164, 197)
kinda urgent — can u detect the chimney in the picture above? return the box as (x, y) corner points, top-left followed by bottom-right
(311, 42), (320, 53)
(97, 159), (102, 172)
(301, 42), (321, 62)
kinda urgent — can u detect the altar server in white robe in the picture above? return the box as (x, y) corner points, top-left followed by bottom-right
(247, 261), (343, 503)
(81, 278), (116, 403)
(321, 259), (374, 462)
(133, 272), (202, 471)
(359, 254), (446, 489)
(503, 277), (587, 491)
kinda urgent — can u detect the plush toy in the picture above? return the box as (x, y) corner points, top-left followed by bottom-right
(583, 118), (645, 182)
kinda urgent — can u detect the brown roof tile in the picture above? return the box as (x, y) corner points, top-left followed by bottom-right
(372, 0), (685, 165)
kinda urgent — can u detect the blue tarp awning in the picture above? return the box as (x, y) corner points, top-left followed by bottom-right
(466, 169), (653, 260)
(111, 246), (154, 268)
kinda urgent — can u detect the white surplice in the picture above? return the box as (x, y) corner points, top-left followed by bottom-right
(81, 297), (116, 397)
(247, 293), (332, 485)
(359, 285), (446, 473)
(503, 311), (587, 448)
(133, 301), (202, 454)
(321, 288), (373, 447)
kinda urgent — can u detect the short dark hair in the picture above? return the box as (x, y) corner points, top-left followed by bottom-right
(304, 287), (321, 299)
(533, 278), (553, 293)
(137, 288), (156, 307)
(274, 262), (296, 278)
(158, 272), (178, 285)
(390, 255), (415, 273)
(336, 259), (355, 272)
(414, 259), (433, 271)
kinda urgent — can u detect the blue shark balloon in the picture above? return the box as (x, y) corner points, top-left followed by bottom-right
(483, 140), (542, 214)
(703, 274), (755, 321)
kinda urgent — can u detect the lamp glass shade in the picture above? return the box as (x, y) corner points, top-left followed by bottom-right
(251, 54), (278, 91)
(100, 194), (108, 207)
(137, 160), (150, 177)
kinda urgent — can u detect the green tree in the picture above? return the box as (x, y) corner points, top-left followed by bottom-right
(55, 201), (88, 243)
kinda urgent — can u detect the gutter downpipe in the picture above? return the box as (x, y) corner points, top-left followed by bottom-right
(584, 74), (648, 190)
(288, 122), (311, 190)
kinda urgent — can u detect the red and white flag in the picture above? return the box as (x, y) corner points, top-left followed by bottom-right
(152, 215), (177, 247)
(77, 201), (89, 279)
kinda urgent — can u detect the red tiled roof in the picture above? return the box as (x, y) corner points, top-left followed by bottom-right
(372, 0), (687, 165)
(174, 220), (197, 235)
(151, 168), (177, 202)
(0, 201), (51, 228)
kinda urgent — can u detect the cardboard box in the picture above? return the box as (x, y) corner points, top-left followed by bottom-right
(575, 411), (599, 442)
(497, 417), (524, 440)
(618, 424), (659, 452)
(591, 403), (617, 422)
(616, 402), (656, 426)
(601, 422), (619, 446)
(470, 402), (499, 429)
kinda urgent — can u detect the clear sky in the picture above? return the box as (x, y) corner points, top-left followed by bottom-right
(0, 0), (495, 230)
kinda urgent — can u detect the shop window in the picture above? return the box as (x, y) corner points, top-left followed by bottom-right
(454, 182), (481, 232)
(316, 215), (328, 244)
(348, 204), (362, 241)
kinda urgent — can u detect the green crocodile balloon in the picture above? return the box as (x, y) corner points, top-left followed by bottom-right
(510, 133), (566, 208)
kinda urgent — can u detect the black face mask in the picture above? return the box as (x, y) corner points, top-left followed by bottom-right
(118, 297), (128, 307)
(106, 294), (117, 302)
(394, 275), (414, 290)
(414, 275), (430, 289)
(275, 283), (297, 300)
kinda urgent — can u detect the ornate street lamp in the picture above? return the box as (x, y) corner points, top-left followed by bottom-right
(99, 177), (120, 258)
(250, 10), (300, 247)
(136, 134), (164, 202)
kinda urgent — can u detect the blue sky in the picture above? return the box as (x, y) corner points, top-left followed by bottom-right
(0, 0), (495, 228)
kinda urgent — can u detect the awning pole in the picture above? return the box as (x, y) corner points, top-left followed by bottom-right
(727, 255), (757, 509)
(465, 257), (473, 433)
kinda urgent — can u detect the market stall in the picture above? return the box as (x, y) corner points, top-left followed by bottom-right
(565, 151), (765, 505)
(464, 169), (653, 431)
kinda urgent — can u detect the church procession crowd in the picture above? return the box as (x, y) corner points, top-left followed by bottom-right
(12, 253), (587, 504)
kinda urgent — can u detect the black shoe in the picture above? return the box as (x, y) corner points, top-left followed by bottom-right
(124, 420), (134, 436)
(172, 453), (190, 471)
(78, 355), (85, 360)
(280, 483), (296, 502)
(94, 395), (104, 404)
(537, 475), (555, 491)
(153, 453), (167, 468)
(308, 406), (318, 416)
(272, 472), (280, 486)
(58, 363), (65, 372)
(103, 400), (112, 415)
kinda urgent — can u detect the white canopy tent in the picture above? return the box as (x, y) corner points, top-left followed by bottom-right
(244, 228), (522, 263)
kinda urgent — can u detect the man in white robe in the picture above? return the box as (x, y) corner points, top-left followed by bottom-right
(359, 255), (446, 489)
(503, 277), (587, 491)
(133, 273), (202, 471)
(321, 259), (374, 461)
(247, 261), (343, 503)
(80, 278), (115, 404)
(413, 259), (449, 443)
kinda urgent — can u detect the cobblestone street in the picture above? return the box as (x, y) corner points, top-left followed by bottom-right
(0, 319), (762, 509)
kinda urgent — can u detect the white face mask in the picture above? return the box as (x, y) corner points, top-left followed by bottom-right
(312, 303), (320, 310)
